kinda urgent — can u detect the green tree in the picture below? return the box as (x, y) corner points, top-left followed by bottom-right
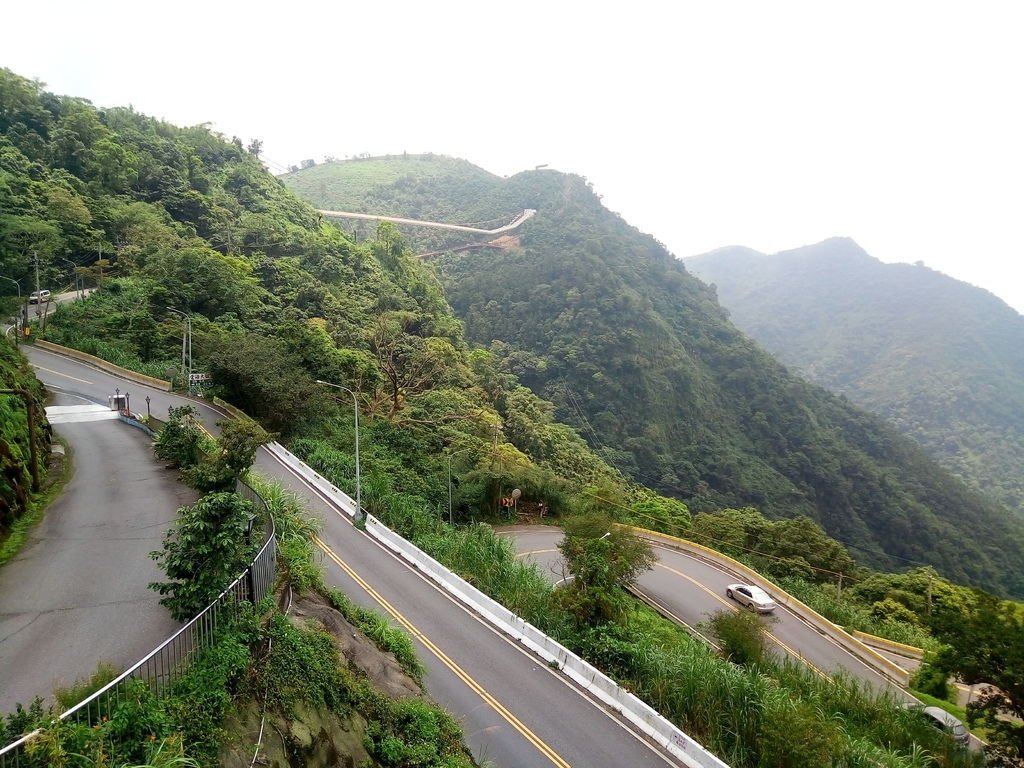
(149, 492), (258, 621)
(153, 405), (204, 469)
(186, 418), (271, 492)
(556, 514), (654, 625)
(932, 592), (1024, 764)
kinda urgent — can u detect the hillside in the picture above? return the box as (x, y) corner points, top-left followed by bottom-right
(686, 239), (1024, 515)
(0, 342), (47, 532)
(0, 67), (638, 556)
(285, 156), (1024, 596)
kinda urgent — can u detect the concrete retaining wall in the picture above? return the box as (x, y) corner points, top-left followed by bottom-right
(853, 630), (924, 661)
(35, 340), (172, 391)
(265, 442), (729, 768)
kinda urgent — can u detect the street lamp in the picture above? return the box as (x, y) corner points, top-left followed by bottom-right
(316, 380), (362, 522)
(446, 446), (475, 526)
(0, 275), (21, 347)
(60, 258), (81, 300)
(165, 307), (192, 393)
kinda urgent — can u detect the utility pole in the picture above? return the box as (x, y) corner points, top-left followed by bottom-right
(33, 251), (40, 319)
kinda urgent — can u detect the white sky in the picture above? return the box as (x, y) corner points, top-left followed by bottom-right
(6, 1), (1024, 313)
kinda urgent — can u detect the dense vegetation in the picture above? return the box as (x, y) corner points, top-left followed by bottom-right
(685, 239), (1024, 517)
(283, 155), (1024, 597)
(296, 438), (986, 767)
(2, 68), (1017, 763)
(0, 341), (47, 537)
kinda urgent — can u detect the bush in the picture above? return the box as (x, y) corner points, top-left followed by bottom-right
(149, 492), (258, 620)
(705, 609), (774, 666)
(153, 405), (206, 470)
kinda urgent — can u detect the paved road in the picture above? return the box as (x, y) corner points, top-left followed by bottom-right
(319, 208), (536, 234)
(503, 526), (914, 702)
(23, 346), (688, 768)
(0, 391), (196, 713)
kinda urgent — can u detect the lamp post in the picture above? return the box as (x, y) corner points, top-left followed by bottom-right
(166, 307), (192, 393)
(446, 446), (475, 526)
(60, 258), (83, 300)
(316, 380), (362, 521)
(0, 275), (21, 347)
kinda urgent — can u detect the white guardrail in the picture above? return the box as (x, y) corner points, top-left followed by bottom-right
(264, 442), (729, 768)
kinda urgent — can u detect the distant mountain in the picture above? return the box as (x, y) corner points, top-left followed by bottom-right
(285, 157), (1024, 596)
(686, 239), (1024, 516)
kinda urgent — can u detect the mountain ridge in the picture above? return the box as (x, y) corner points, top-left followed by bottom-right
(284, 156), (1024, 596)
(686, 239), (1024, 515)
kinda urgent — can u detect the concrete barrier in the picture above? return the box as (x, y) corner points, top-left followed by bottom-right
(631, 527), (912, 687)
(264, 442), (728, 768)
(852, 630), (924, 660)
(34, 340), (172, 391)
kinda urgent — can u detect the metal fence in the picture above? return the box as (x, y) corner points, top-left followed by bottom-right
(0, 479), (277, 767)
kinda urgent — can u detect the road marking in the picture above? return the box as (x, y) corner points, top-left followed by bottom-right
(655, 555), (831, 680)
(514, 547), (559, 559)
(512, 540), (831, 679)
(313, 536), (572, 768)
(30, 364), (93, 385)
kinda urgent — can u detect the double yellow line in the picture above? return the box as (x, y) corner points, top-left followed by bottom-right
(313, 535), (571, 768)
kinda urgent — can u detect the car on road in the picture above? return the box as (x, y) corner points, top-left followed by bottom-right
(920, 706), (969, 745)
(726, 583), (777, 613)
(28, 289), (51, 304)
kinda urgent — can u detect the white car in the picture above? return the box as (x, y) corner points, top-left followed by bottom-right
(921, 706), (969, 745)
(28, 289), (51, 304)
(726, 583), (777, 613)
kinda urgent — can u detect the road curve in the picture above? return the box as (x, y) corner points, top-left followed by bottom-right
(23, 346), (687, 768)
(0, 393), (196, 713)
(319, 208), (536, 234)
(502, 525), (914, 702)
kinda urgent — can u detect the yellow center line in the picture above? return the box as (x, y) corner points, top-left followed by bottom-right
(514, 547), (559, 559)
(654, 562), (830, 680)
(30, 364), (93, 385)
(313, 536), (571, 768)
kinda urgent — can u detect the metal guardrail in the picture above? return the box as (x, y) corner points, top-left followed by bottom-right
(0, 479), (276, 767)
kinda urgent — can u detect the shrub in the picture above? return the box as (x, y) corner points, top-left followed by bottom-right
(705, 609), (774, 666)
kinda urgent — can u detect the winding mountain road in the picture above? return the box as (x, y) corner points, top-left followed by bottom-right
(502, 526), (914, 701)
(0, 394), (195, 713)
(318, 208), (536, 234)
(21, 345), (691, 768)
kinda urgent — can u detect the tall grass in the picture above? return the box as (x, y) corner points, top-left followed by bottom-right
(297, 455), (983, 767)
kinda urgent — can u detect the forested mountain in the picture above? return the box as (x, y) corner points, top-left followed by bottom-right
(686, 239), (1024, 516)
(0, 69), (663, 558)
(284, 156), (1024, 596)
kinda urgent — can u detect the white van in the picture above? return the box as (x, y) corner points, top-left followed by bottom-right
(28, 289), (51, 304)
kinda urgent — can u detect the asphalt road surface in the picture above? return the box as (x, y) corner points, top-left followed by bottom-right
(0, 390), (196, 713)
(502, 525), (914, 702)
(22, 345), (689, 768)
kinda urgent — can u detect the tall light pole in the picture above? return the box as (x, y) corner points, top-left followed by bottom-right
(60, 258), (81, 300)
(0, 275), (21, 347)
(165, 307), (192, 393)
(447, 446), (474, 526)
(316, 380), (362, 522)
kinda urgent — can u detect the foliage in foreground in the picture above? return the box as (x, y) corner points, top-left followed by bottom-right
(149, 491), (258, 621)
(305, 451), (982, 768)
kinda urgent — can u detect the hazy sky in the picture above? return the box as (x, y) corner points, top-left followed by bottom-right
(6, 1), (1023, 312)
